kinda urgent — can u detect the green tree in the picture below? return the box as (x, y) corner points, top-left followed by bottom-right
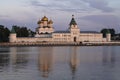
(12, 25), (34, 37)
(20, 27), (29, 37)
(28, 29), (35, 37)
(100, 28), (115, 38)
(0, 25), (10, 42)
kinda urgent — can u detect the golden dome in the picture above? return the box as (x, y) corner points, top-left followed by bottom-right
(37, 20), (43, 24)
(48, 19), (53, 24)
(41, 16), (48, 21)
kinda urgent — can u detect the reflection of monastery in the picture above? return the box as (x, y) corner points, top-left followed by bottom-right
(38, 47), (53, 77)
(9, 15), (111, 43)
(70, 47), (79, 80)
(38, 47), (79, 78)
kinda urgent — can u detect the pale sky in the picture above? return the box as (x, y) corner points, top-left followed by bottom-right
(0, 0), (120, 32)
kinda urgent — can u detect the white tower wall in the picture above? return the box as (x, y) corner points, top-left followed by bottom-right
(106, 34), (111, 42)
(10, 34), (17, 42)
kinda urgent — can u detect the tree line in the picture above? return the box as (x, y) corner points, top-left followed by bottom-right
(100, 28), (115, 38)
(0, 25), (35, 42)
(0, 25), (10, 42)
(12, 25), (35, 37)
(100, 28), (120, 40)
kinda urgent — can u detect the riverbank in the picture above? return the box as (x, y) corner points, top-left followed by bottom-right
(0, 42), (120, 47)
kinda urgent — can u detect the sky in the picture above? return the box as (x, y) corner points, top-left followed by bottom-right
(0, 0), (120, 32)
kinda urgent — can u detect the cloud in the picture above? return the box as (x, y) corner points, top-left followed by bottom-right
(82, 0), (114, 12)
(79, 15), (120, 32)
(56, 8), (89, 13)
(29, 0), (90, 13)
(30, 0), (65, 9)
(29, 0), (115, 13)
(30, 1), (52, 8)
(80, 15), (120, 24)
(0, 15), (9, 18)
(0, 18), (37, 30)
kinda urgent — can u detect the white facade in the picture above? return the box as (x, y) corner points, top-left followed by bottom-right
(9, 15), (111, 43)
(9, 33), (16, 42)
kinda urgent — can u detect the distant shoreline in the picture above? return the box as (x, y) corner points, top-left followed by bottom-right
(0, 42), (120, 47)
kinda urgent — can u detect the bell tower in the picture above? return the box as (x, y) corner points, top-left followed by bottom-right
(69, 15), (80, 42)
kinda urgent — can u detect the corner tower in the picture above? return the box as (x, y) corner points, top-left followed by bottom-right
(106, 30), (111, 42)
(9, 27), (17, 42)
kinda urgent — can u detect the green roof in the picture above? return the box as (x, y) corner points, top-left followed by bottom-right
(69, 15), (77, 25)
(11, 27), (16, 33)
(106, 29), (110, 34)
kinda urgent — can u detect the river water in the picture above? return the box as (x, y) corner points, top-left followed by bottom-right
(0, 46), (120, 80)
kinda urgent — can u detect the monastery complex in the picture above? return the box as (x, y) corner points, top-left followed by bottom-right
(9, 15), (111, 43)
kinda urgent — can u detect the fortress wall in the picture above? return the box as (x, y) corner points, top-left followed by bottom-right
(79, 33), (104, 42)
(16, 37), (53, 42)
(17, 38), (37, 42)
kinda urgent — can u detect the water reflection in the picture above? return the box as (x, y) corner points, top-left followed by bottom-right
(0, 47), (10, 53)
(38, 47), (53, 78)
(102, 46), (116, 66)
(0, 54), (10, 68)
(0, 47), (10, 71)
(101, 47), (116, 80)
(10, 47), (29, 69)
(69, 47), (79, 80)
(0, 46), (120, 80)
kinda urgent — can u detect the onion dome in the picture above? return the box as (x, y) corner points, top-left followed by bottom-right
(69, 15), (77, 25)
(37, 20), (43, 24)
(48, 19), (53, 24)
(41, 16), (48, 21)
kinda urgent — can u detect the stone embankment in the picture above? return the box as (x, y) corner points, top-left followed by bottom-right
(0, 41), (120, 47)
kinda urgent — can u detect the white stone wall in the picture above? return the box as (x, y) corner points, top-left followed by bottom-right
(52, 33), (71, 42)
(102, 38), (107, 42)
(106, 34), (111, 42)
(17, 38), (37, 42)
(36, 38), (52, 42)
(16, 37), (52, 43)
(11, 32), (109, 43)
(79, 33), (103, 42)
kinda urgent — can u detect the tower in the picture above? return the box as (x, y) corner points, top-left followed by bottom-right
(69, 15), (80, 42)
(106, 30), (111, 42)
(9, 27), (16, 42)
